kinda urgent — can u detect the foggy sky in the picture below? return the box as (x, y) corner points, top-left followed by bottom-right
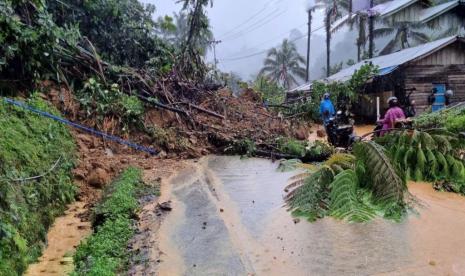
(142, 0), (352, 82)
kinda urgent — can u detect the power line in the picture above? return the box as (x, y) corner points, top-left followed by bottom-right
(219, 24), (325, 63)
(217, 0), (280, 39)
(221, 9), (288, 42)
(243, 22), (307, 50)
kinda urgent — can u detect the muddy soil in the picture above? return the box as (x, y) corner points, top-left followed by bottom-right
(25, 202), (91, 276)
(26, 126), (187, 275)
(153, 156), (465, 276)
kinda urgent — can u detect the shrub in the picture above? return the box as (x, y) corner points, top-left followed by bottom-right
(0, 95), (76, 275)
(446, 114), (465, 133)
(78, 78), (144, 131)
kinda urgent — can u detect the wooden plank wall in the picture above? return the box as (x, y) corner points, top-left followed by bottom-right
(414, 43), (465, 66)
(387, 2), (423, 23)
(404, 64), (465, 113)
(402, 41), (465, 114)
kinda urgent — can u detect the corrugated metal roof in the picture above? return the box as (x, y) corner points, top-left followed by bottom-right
(326, 35), (458, 82)
(330, 0), (422, 32)
(371, 0), (419, 17)
(288, 83), (312, 93)
(419, 0), (459, 23)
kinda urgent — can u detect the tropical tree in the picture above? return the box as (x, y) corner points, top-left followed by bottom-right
(259, 39), (306, 90)
(158, 12), (213, 56)
(373, 21), (430, 55)
(316, 0), (350, 77)
(176, 0), (214, 80)
(48, 0), (170, 68)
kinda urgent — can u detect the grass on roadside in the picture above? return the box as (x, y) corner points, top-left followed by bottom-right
(72, 168), (142, 276)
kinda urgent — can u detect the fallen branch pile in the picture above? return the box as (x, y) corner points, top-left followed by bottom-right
(49, 39), (309, 157)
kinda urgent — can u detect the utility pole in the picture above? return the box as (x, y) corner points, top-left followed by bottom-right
(306, 9), (313, 83)
(209, 40), (222, 70)
(368, 0), (375, 58)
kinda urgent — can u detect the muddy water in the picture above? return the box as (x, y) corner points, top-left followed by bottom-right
(25, 201), (91, 276)
(158, 156), (465, 276)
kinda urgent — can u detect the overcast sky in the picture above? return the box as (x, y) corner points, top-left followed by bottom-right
(141, 0), (337, 80)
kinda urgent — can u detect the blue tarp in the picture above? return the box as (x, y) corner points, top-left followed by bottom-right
(378, 66), (399, 76)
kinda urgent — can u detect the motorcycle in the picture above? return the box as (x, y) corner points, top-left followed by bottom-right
(326, 109), (357, 148)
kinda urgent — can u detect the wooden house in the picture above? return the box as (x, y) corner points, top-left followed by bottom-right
(286, 0), (465, 119)
(327, 36), (465, 120)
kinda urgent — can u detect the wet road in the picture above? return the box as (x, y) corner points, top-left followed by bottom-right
(157, 156), (465, 276)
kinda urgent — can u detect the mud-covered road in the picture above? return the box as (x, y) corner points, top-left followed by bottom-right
(155, 156), (465, 276)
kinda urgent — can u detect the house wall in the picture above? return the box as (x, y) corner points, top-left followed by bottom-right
(404, 64), (465, 113)
(358, 41), (465, 120)
(404, 41), (465, 113)
(385, 2), (424, 23)
(414, 42), (465, 65)
(426, 6), (465, 30)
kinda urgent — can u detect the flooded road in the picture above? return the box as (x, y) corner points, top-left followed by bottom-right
(158, 156), (465, 276)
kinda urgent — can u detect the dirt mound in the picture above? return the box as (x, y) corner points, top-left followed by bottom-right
(43, 81), (308, 157)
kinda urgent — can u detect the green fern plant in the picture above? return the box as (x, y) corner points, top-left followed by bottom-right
(329, 170), (376, 222)
(286, 144), (407, 222)
(354, 141), (407, 205)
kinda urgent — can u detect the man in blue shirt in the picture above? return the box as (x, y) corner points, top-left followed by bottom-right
(320, 92), (335, 126)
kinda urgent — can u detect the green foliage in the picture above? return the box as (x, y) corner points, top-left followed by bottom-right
(78, 78), (144, 132)
(259, 39), (306, 89)
(254, 76), (285, 105)
(376, 129), (464, 185)
(175, 0), (214, 81)
(286, 142), (408, 223)
(353, 141), (407, 205)
(288, 63), (378, 121)
(445, 114), (465, 133)
(329, 170), (376, 222)
(48, 0), (174, 69)
(286, 166), (334, 221)
(277, 138), (334, 160)
(73, 168), (142, 276)
(0, 0), (71, 87)
(414, 104), (465, 131)
(0, 95), (76, 275)
(277, 138), (306, 156)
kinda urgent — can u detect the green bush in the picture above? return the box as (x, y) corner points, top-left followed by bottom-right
(414, 104), (465, 131)
(73, 168), (142, 276)
(47, 0), (175, 69)
(446, 114), (465, 133)
(277, 138), (306, 156)
(78, 78), (144, 131)
(0, 95), (76, 275)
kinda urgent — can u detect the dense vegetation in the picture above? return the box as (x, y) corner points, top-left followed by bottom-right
(72, 168), (143, 276)
(0, 96), (76, 275)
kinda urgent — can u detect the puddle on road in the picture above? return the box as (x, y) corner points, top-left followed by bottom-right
(25, 201), (91, 276)
(158, 156), (465, 276)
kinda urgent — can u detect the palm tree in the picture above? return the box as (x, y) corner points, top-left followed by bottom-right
(259, 39), (306, 90)
(316, 0), (350, 77)
(373, 21), (430, 55)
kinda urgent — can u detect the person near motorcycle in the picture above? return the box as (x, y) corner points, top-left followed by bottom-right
(320, 92), (335, 127)
(378, 96), (406, 136)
